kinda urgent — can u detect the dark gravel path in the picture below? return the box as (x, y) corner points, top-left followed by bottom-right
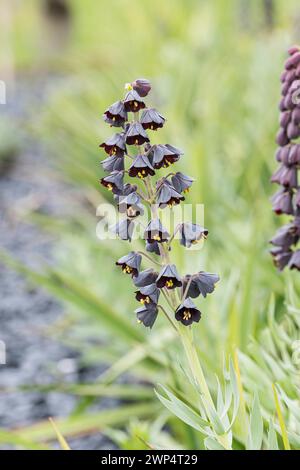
(0, 77), (114, 450)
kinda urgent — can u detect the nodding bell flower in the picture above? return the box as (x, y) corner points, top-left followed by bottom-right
(100, 133), (126, 157)
(277, 144), (300, 165)
(118, 192), (144, 219)
(115, 182), (137, 199)
(131, 78), (151, 97)
(145, 241), (161, 256)
(175, 298), (201, 326)
(100, 78), (219, 328)
(126, 122), (149, 146)
(149, 144), (182, 169)
(182, 272), (220, 299)
(289, 249), (300, 270)
(116, 251), (142, 277)
(124, 89), (145, 112)
(144, 219), (169, 244)
(140, 108), (165, 130)
(101, 155), (124, 173)
(128, 154), (155, 179)
(271, 188), (294, 215)
(270, 223), (300, 248)
(103, 101), (127, 127)
(270, 247), (293, 271)
(156, 180), (184, 208)
(271, 46), (300, 271)
(135, 303), (158, 328)
(135, 283), (160, 305)
(133, 268), (158, 288)
(179, 223), (208, 248)
(112, 218), (135, 241)
(271, 164), (298, 188)
(100, 170), (124, 194)
(156, 264), (182, 290)
(171, 172), (194, 194)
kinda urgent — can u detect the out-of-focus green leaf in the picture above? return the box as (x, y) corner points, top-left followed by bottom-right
(155, 385), (210, 435)
(247, 393), (263, 450)
(267, 420), (278, 450)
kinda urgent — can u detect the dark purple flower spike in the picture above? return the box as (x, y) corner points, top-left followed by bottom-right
(271, 46), (300, 271)
(100, 78), (219, 328)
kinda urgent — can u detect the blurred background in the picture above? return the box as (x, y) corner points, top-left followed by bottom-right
(1, 0), (300, 450)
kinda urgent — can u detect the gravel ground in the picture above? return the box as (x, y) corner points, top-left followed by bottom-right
(0, 77), (115, 450)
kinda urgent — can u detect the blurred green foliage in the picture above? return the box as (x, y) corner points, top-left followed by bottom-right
(1, 0), (300, 449)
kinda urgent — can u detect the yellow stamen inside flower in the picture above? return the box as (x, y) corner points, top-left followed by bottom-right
(135, 139), (139, 145)
(134, 101), (138, 108)
(122, 265), (133, 274)
(153, 234), (161, 241)
(183, 310), (191, 321)
(183, 188), (190, 193)
(112, 116), (116, 121)
(166, 280), (174, 288)
(106, 183), (113, 191)
(137, 170), (146, 179)
(125, 83), (133, 91)
(140, 296), (150, 304)
(151, 125), (153, 130)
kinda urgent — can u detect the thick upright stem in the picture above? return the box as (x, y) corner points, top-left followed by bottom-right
(179, 326), (214, 408)
(179, 325), (232, 450)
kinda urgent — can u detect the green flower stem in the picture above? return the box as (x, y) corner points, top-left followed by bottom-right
(158, 305), (178, 332)
(179, 325), (214, 408)
(166, 224), (180, 248)
(138, 251), (162, 267)
(179, 325), (232, 450)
